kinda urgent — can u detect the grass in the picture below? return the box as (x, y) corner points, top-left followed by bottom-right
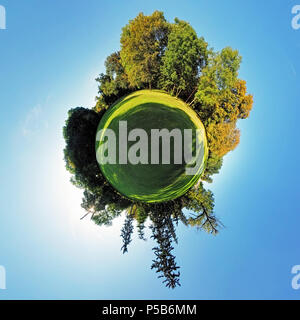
(96, 90), (208, 203)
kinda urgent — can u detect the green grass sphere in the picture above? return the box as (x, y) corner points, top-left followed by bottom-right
(96, 90), (208, 203)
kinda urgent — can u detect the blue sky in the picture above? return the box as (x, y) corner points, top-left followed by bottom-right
(0, 0), (299, 299)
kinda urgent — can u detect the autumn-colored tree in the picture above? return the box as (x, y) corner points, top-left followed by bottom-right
(193, 47), (253, 169)
(195, 47), (247, 124)
(206, 121), (240, 157)
(120, 11), (170, 89)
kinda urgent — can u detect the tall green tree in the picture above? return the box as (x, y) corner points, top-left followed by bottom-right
(150, 211), (181, 289)
(121, 206), (135, 253)
(63, 107), (132, 220)
(120, 11), (170, 89)
(96, 52), (132, 107)
(63, 107), (104, 194)
(159, 18), (208, 98)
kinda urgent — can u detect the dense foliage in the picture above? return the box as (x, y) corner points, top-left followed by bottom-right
(63, 11), (253, 288)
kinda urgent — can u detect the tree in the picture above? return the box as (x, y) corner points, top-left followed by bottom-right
(182, 183), (221, 235)
(194, 47), (253, 161)
(96, 52), (132, 107)
(121, 206), (135, 253)
(120, 11), (170, 89)
(63, 107), (104, 194)
(135, 205), (148, 240)
(81, 190), (127, 226)
(201, 151), (223, 183)
(150, 211), (181, 289)
(206, 121), (240, 157)
(159, 18), (208, 98)
(195, 47), (245, 123)
(63, 107), (132, 224)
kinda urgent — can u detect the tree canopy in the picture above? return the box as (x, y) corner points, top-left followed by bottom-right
(159, 18), (208, 98)
(63, 11), (253, 289)
(120, 11), (170, 89)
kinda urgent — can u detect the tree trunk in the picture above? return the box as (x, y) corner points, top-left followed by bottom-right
(189, 98), (196, 106)
(185, 86), (198, 103)
(176, 88), (182, 98)
(171, 84), (176, 96)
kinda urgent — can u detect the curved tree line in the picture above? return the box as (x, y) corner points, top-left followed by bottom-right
(63, 11), (253, 288)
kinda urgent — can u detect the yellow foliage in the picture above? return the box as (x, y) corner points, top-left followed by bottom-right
(206, 121), (240, 157)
